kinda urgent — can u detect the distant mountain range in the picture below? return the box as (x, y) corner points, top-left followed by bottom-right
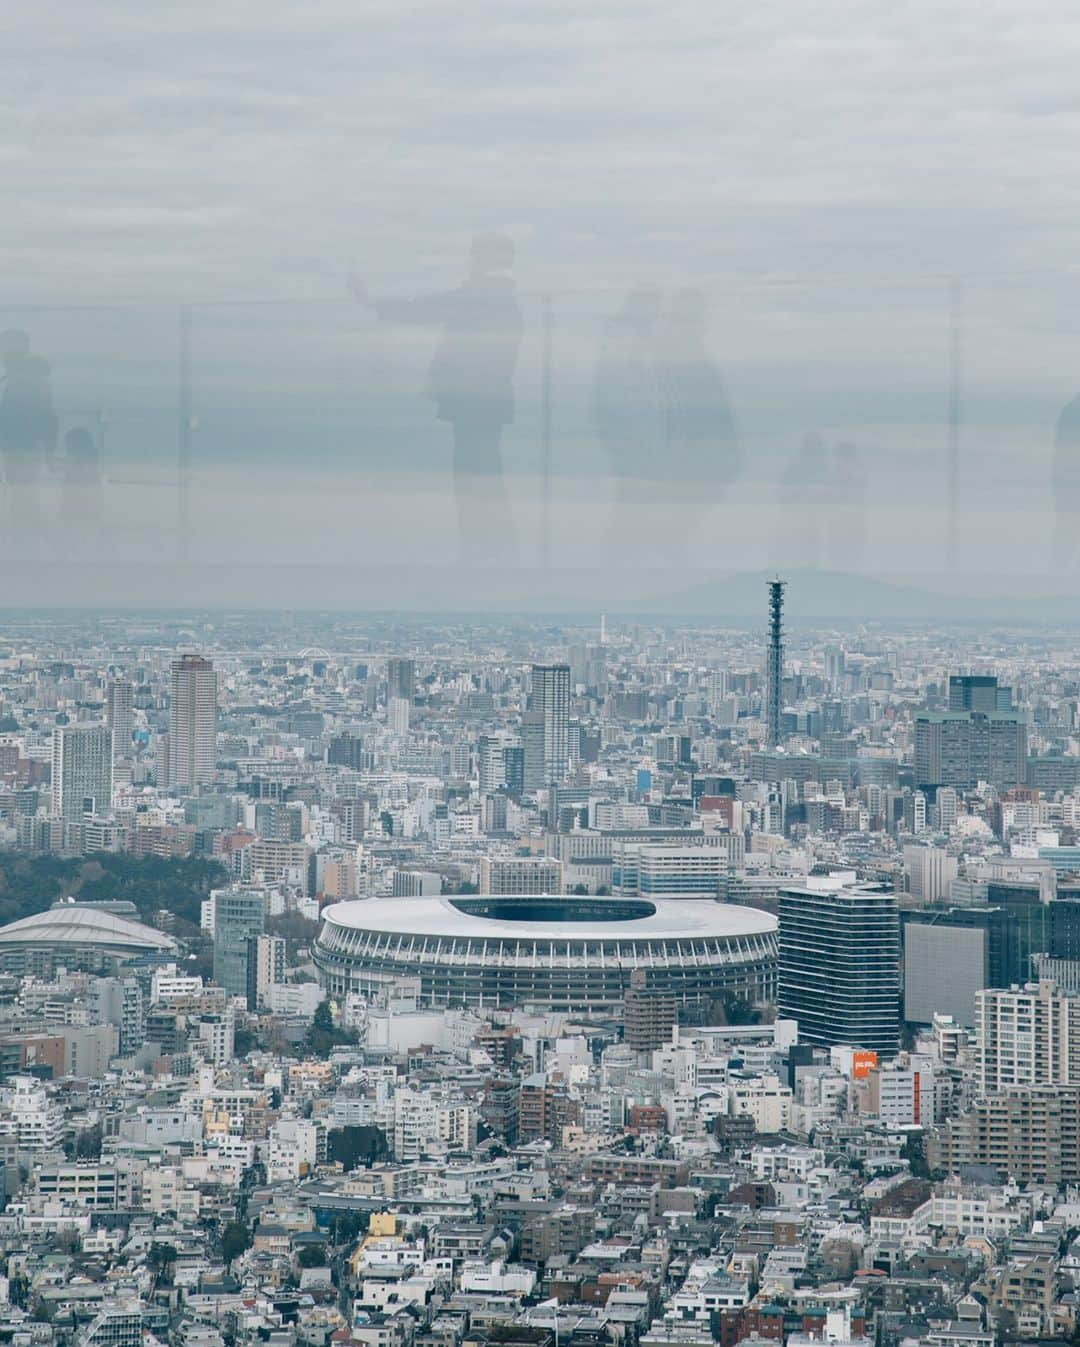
(653, 569), (1080, 624)
(3, 560), (1080, 625)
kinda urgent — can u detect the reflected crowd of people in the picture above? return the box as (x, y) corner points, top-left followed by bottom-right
(1, 328), (103, 562)
(354, 233), (522, 565)
(593, 287), (742, 560)
(4, 246), (1080, 574)
(775, 433), (867, 572)
(1054, 391), (1080, 573)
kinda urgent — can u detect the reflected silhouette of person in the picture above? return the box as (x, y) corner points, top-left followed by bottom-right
(593, 290), (663, 547)
(357, 235), (522, 564)
(657, 288), (741, 543)
(776, 432), (828, 568)
(1053, 392), (1080, 572)
(595, 288), (740, 558)
(0, 329), (57, 553)
(826, 440), (867, 571)
(60, 427), (104, 557)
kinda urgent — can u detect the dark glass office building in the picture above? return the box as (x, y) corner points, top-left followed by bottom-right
(902, 884), (1080, 1026)
(778, 885), (901, 1057)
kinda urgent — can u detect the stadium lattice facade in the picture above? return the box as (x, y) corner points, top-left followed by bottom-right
(314, 895), (777, 1017)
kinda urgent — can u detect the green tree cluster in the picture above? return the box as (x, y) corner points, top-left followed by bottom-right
(304, 1000), (358, 1058)
(221, 1220), (251, 1266)
(0, 853), (227, 928)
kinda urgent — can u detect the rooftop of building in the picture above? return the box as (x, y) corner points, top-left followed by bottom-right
(0, 903), (178, 954)
(320, 895), (777, 941)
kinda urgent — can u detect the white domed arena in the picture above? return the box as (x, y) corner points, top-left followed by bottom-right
(314, 895), (777, 1017)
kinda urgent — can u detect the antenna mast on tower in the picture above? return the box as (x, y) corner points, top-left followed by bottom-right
(767, 579), (786, 749)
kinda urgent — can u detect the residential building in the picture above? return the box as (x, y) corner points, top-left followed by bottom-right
(479, 856), (563, 895)
(168, 654), (217, 792)
(246, 933), (286, 1011)
(52, 724), (113, 822)
(105, 678), (134, 759)
(624, 970), (677, 1054)
(975, 980), (1080, 1092)
(928, 1086), (1080, 1185)
(531, 664), (570, 784)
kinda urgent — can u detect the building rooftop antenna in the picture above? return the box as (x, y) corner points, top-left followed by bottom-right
(767, 579), (786, 749)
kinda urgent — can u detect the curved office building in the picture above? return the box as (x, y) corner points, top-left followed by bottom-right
(314, 895), (777, 1016)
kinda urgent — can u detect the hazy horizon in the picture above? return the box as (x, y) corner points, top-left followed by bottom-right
(5, 2), (1080, 603)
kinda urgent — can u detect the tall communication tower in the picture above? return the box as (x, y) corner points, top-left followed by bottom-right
(767, 579), (786, 748)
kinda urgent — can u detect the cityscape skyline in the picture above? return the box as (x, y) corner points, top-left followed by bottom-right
(2, 591), (1080, 1339)
(6, 4), (1080, 1339)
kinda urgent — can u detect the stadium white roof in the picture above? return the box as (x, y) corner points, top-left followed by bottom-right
(322, 895), (776, 941)
(0, 905), (177, 953)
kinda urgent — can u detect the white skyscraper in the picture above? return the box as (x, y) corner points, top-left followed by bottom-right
(387, 696), (410, 735)
(52, 724), (113, 822)
(531, 663), (570, 784)
(937, 786), (959, 830)
(477, 733), (509, 794)
(903, 843), (959, 904)
(168, 655), (217, 792)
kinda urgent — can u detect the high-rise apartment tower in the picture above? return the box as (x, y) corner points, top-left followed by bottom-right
(105, 679), (133, 759)
(52, 725), (114, 822)
(168, 655), (217, 792)
(531, 664), (570, 785)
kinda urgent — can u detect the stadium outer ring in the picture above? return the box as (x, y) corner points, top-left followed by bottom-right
(313, 894), (777, 1016)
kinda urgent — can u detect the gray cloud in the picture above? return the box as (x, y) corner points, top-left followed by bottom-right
(3, 1), (1080, 597)
(3, 0), (1079, 301)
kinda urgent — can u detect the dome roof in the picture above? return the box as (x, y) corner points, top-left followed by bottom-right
(0, 904), (177, 953)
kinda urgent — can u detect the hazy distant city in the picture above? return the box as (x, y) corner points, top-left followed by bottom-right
(0, 599), (1078, 1346)
(8, 1), (1080, 1344)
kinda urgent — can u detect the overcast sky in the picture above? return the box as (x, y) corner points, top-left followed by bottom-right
(5, 1), (1080, 301)
(4, 1), (1080, 598)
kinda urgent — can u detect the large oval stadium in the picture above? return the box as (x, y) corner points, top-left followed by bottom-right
(314, 895), (777, 1017)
